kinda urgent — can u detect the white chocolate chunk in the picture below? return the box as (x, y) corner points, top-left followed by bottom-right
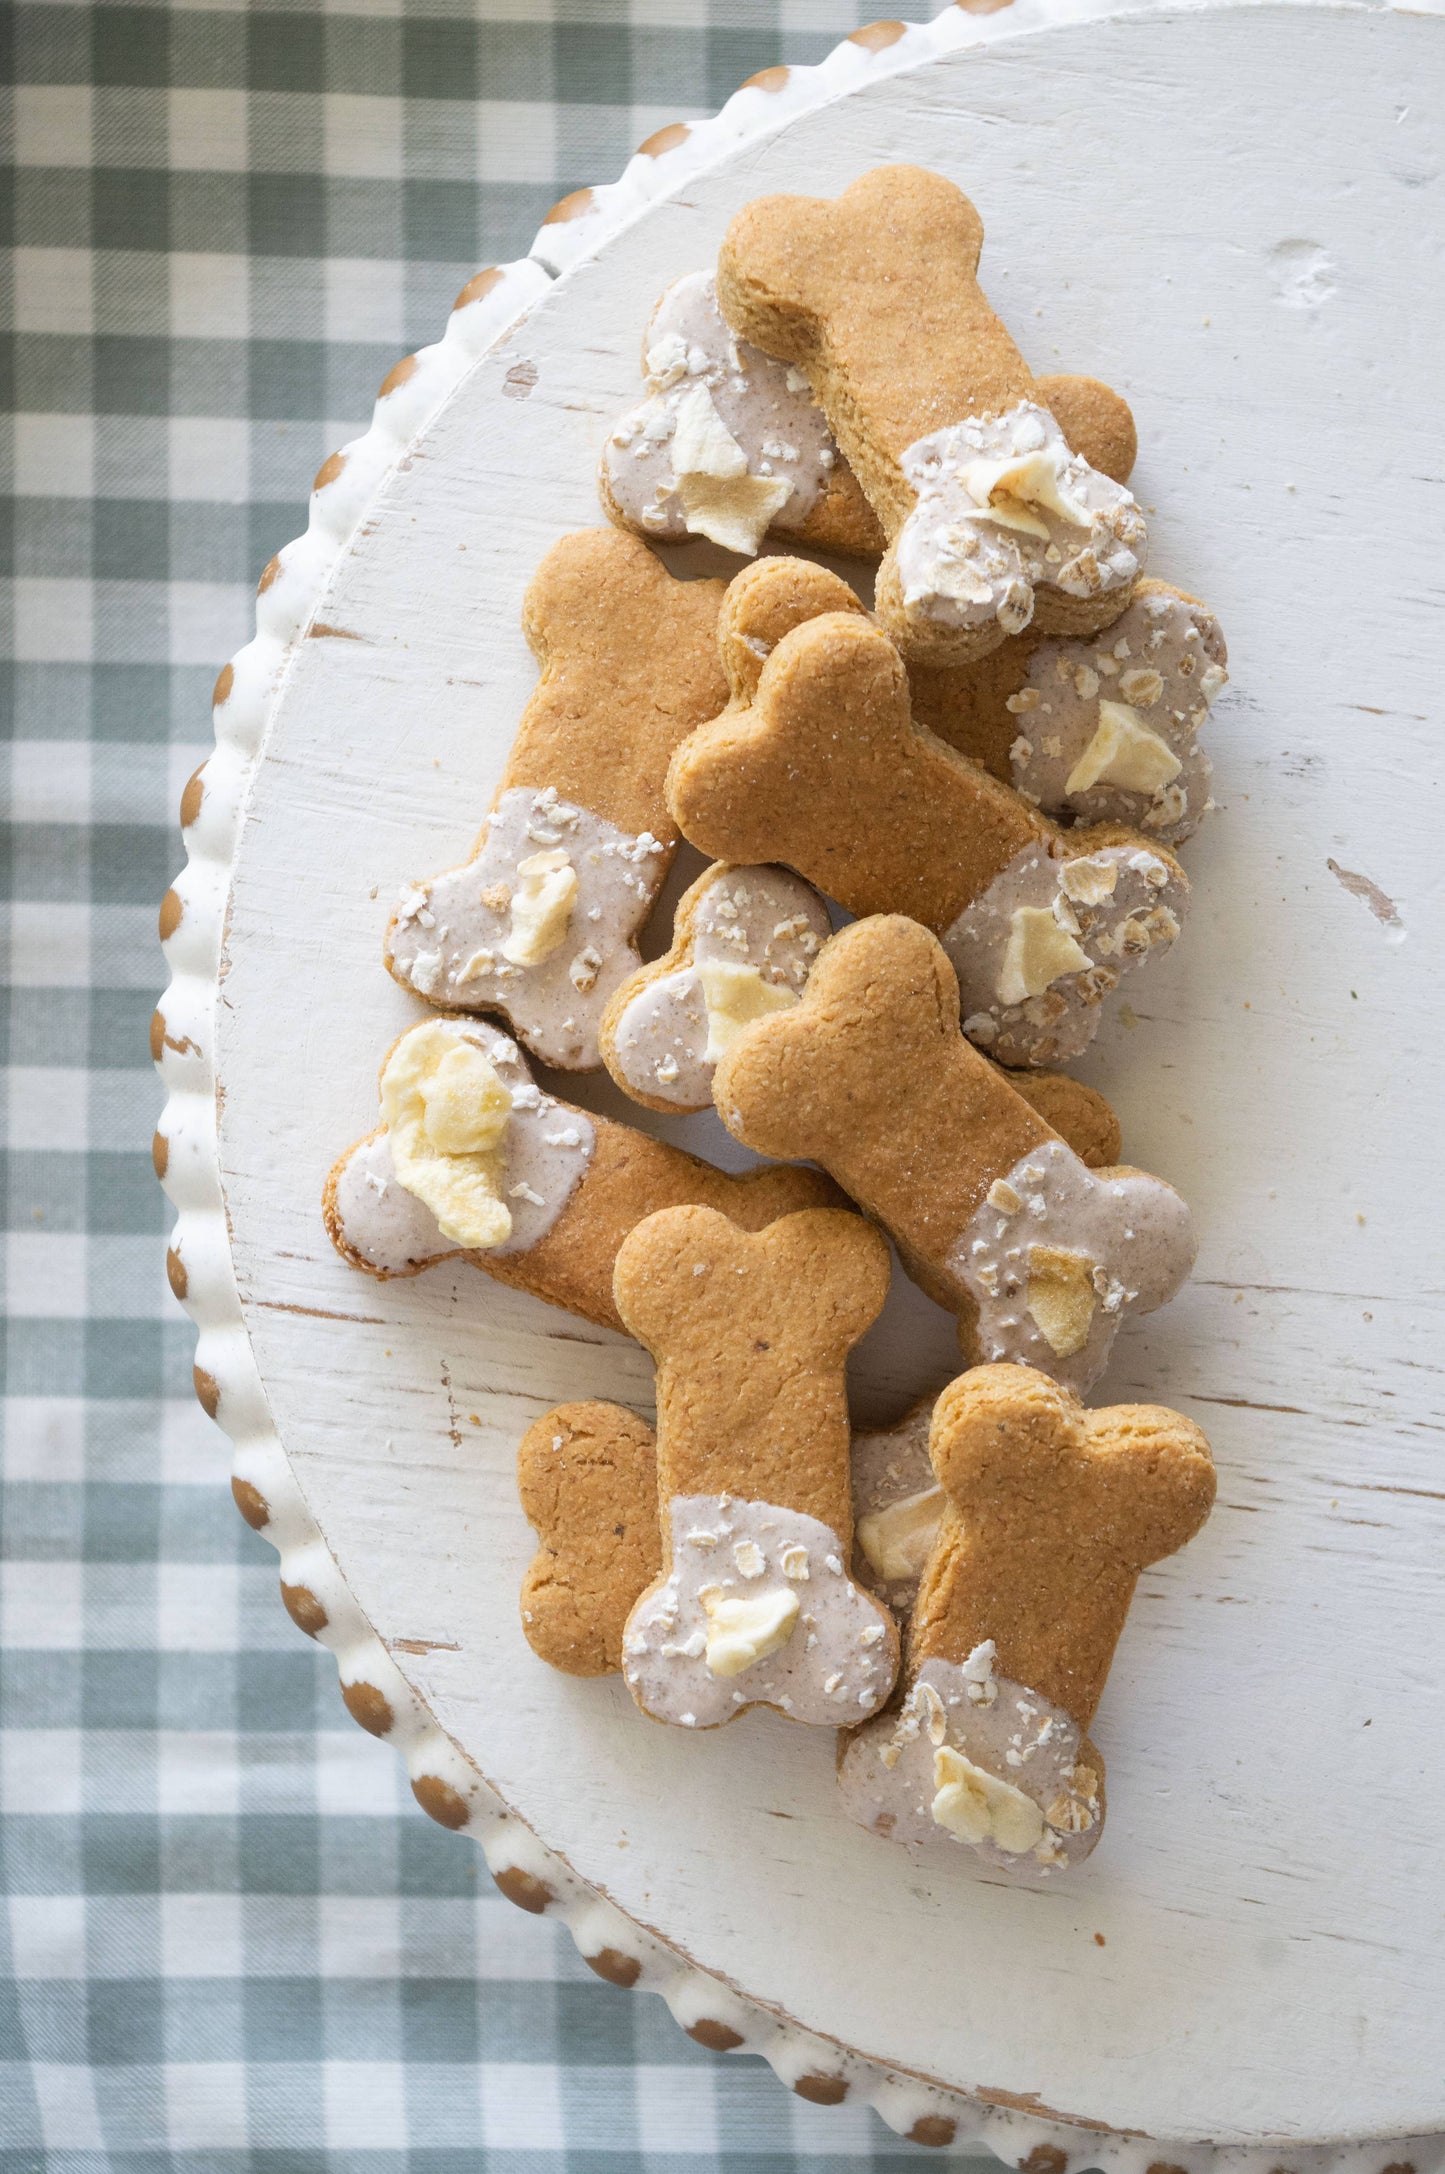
(671, 382), (749, 480)
(1058, 854), (1120, 906)
(960, 448), (1094, 537)
(701, 1586), (800, 1678)
(856, 1485), (946, 1585)
(677, 470), (794, 555)
(997, 906), (1092, 1007)
(931, 1745), (1046, 1854)
(1066, 701), (1183, 797)
(698, 957), (798, 1061)
(502, 849), (577, 966)
(1025, 1243), (1096, 1358)
(381, 1023), (513, 1250)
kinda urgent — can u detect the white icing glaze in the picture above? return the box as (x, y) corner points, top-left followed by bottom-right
(894, 402), (1146, 640)
(331, 1021), (593, 1270)
(942, 839), (1186, 1067)
(1007, 589), (1228, 842)
(609, 866), (831, 1110)
(950, 1137), (1195, 1395)
(848, 1399), (942, 1609)
(385, 787), (668, 1069)
(837, 1654), (1101, 1877)
(623, 1496), (897, 1728)
(602, 272), (837, 551)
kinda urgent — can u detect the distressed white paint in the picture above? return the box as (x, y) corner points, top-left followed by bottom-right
(202, 2), (1444, 2151)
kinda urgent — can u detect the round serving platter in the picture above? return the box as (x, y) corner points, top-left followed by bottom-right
(156, 1), (1445, 2159)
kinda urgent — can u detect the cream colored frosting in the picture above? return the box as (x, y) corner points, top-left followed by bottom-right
(331, 1020), (593, 1272)
(386, 788), (668, 1070)
(622, 1495), (898, 1728)
(1006, 589), (1227, 843)
(837, 1651), (1102, 1877)
(895, 402), (1146, 639)
(602, 273), (838, 554)
(942, 839), (1185, 1067)
(849, 1399), (943, 1609)
(609, 865), (831, 1110)
(949, 1137), (1195, 1395)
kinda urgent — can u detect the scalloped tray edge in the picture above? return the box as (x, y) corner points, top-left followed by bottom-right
(153, 1), (1441, 2159)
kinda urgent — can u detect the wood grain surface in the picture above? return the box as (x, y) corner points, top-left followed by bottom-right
(215, 4), (1444, 2142)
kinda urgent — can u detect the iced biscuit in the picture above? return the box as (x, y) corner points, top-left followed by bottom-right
(384, 529), (728, 1070)
(514, 1366), (1162, 1678)
(323, 1017), (839, 1333)
(599, 271), (1136, 565)
(599, 272), (884, 559)
(668, 579), (1187, 1065)
(600, 861), (832, 1113)
(713, 916), (1196, 1395)
(716, 166), (1147, 664)
(849, 1395), (944, 1612)
(910, 582), (1228, 846)
(838, 1366), (1215, 1875)
(614, 1206), (899, 1728)
(518, 1402), (662, 1676)
(601, 855), (1125, 1139)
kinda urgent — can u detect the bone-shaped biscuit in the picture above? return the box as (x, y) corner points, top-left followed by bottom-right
(517, 1402), (663, 1676)
(716, 166), (1148, 664)
(384, 529), (728, 1070)
(599, 272), (884, 560)
(668, 572), (1188, 1065)
(614, 1206), (899, 1728)
(714, 917), (1196, 1394)
(323, 1017), (838, 1333)
(599, 861), (832, 1113)
(516, 1393), (947, 1681)
(601, 853), (1126, 1160)
(838, 1365), (1215, 1875)
(910, 581), (1229, 847)
(599, 270), (1137, 566)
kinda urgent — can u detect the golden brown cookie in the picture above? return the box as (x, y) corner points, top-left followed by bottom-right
(614, 1205), (899, 1728)
(512, 1391), (956, 1679)
(323, 1017), (839, 1333)
(716, 166), (1148, 664)
(713, 916), (1195, 1393)
(384, 528), (728, 1069)
(596, 279), (1135, 568)
(518, 1403), (662, 1676)
(668, 569), (1188, 1065)
(599, 271), (884, 559)
(838, 1365), (1215, 1875)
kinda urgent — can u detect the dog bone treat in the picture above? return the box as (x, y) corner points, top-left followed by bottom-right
(599, 272), (1137, 566)
(324, 1017), (839, 1332)
(614, 1206), (899, 1727)
(518, 1357), (1169, 1678)
(599, 272), (884, 559)
(668, 583), (1187, 1065)
(910, 582), (1228, 846)
(714, 917), (1195, 1394)
(716, 166), (1147, 664)
(838, 1366), (1215, 1874)
(518, 1402), (663, 1676)
(383, 529), (728, 1069)
(600, 861), (833, 1113)
(850, 1395), (945, 1610)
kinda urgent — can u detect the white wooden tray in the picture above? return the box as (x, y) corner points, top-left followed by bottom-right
(156, 1), (1445, 2159)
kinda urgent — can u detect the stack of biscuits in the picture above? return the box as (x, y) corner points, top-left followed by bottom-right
(325, 166), (1224, 1880)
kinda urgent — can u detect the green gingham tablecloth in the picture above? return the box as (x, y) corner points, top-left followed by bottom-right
(0, 0), (1011, 2163)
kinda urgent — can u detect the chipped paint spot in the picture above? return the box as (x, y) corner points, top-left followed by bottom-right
(1327, 858), (1404, 932)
